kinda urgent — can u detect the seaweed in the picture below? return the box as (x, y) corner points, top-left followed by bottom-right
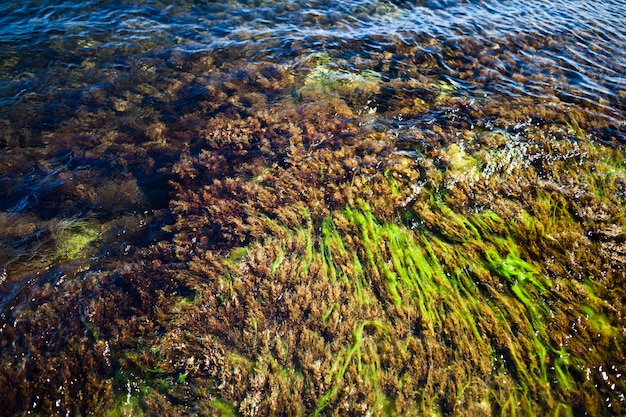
(0, 17), (624, 417)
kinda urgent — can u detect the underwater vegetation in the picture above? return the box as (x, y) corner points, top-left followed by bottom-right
(0, 9), (625, 416)
(129, 88), (623, 416)
(298, 52), (382, 103)
(53, 218), (100, 261)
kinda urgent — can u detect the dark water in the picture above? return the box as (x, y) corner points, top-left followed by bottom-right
(0, 1), (625, 416)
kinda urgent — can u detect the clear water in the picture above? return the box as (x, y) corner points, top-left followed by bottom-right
(0, 1), (624, 415)
(1, 1), (624, 120)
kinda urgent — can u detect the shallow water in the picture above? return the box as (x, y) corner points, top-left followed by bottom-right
(0, 1), (625, 416)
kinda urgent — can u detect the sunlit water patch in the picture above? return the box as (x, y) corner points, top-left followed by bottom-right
(0, 0), (624, 416)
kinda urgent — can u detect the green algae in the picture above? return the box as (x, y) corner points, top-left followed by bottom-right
(181, 199), (612, 415)
(211, 398), (240, 417)
(300, 52), (382, 99)
(226, 247), (249, 266)
(105, 395), (145, 417)
(302, 66), (381, 95)
(315, 320), (388, 416)
(580, 305), (619, 338)
(54, 218), (100, 261)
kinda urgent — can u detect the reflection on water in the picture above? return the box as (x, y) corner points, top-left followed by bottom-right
(0, 0), (624, 416)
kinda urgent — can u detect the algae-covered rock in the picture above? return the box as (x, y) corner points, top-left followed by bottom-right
(54, 218), (100, 261)
(299, 52), (382, 101)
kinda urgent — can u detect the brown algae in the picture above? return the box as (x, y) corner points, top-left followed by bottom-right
(111, 76), (623, 415)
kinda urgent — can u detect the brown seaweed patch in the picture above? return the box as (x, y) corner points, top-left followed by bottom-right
(135, 73), (625, 415)
(126, 197), (626, 416)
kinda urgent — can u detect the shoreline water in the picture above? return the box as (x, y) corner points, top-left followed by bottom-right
(0, 1), (624, 415)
